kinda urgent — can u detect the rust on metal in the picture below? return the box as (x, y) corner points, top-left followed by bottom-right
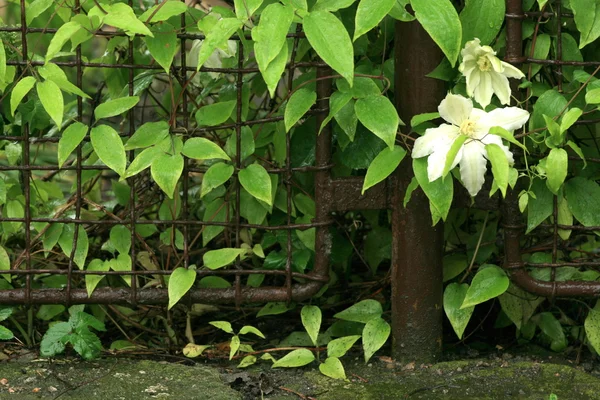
(391, 18), (446, 363)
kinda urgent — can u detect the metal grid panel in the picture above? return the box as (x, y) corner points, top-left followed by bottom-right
(504, 0), (600, 297)
(0, 0), (336, 306)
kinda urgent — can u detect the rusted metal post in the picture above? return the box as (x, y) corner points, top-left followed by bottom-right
(391, 19), (446, 363)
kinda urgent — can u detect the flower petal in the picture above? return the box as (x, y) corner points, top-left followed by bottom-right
(486, 106), (530, 131)
(466, 68), (481, 97)
(459, 141), (487, 197)
(490, 72), (511, 105)
(473, 72), (493, 108)
(412, 124), (460, 158)
(438, 93), (472, 126)
(501, 61), (525, 79)
(426, 147), (450, 182)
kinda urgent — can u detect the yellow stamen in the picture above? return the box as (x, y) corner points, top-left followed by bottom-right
(459, 120), (477, 137)
(477, 56), (492, 72)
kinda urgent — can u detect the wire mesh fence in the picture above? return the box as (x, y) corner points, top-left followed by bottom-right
(503, 0), (600, 298)
(0, 0), (342, 306)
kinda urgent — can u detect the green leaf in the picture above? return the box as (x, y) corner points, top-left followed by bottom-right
(285, 88), (316, 132)
(210, 321), (234, 334)
(362, 146), (406, 194)
(238, 355), (257, 368)
(234, 0), (264, 19)
(107, 254), (133, 287)
(125, 146), (162, 178)
(110, 225), (131, 255)
(312, 0), (356, 12)
(488, 126), (528, 153)
(319, 91), (353, 134)
(412, 157), (453, 222)
(168, 267), (197, 309)
(10, 76), (36, 116)
(151, 153), (184, 199)
(26, 0), (53, 25)
(225, 126), (255, 162)
(95, 96), (139, 120)
(230, 336), (240, 359)
(546, 148), (568, 195)
(0, 324), (13, 341)
(585, 300), (600, 355)
(353, 0), (395, 41)
(557, 196), (573, 241)
(560, 107), (582, 133)
(526, 178), (553, 233)
(525, 33), (551, 76)
(443, 283), (474, 339)
(567, 140), (586, 168)
(333, 299), (382, 323)
(319, 357), (346, 380)
(410, 112), (440, 130)
(85, 259), (109, 298)
(239, 164), (272, 205)
(196, 100), (236, 126)
(443, 254), (468, 282)
(102, 3), (154, 37)
(301, 305), (322, 346)
(71, 328), (103, 360)
(196, 18), (243, 71)
(0, 245), (10, 282)
(272, 348), (315, 368)
(533, 312), (567, 352)
(443, 135), (468, 178)
(411, 0), (462, 66)
(125, 121), (170, 150)
(571, 0), (600, 48)
(203, 248), (245, 270)
(36, 80), (63, 128)
(303, 11), (354, 86)
(335, 98), (358, 141)
(58, 224), (89, 269)
(90, 125), (126, 177)
(45, 21), (82, 62)
(139, 1), (188, 22)
(529, 89), (567, 132)
(40, 321), (71, 357)
(183, 137), (230, 161)
(257, 302), (291, 317)
(586, 88), (600, 104)
(201, 162), (234, 198)
(38, 63), (90, 99)
(58, 122), (87, 168)
(252, 4), (294, 74)
(355, 95), (400, 149)
(485, 144), (509, 198)
(565, 177), (600, 227)
(239, 326), (266, 338)
(183, 343), (212, 358)
(459, 0), (504, 46)
(362, 317), (390, 363)
(261, 39), (289, 98)
(0, 41), (5, 85)
(327, 335), (361, 358)
(144, 23), (178, 74)
(461, 265), (509, 308)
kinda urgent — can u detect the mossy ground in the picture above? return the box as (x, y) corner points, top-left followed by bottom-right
(0, 350), (598, 399)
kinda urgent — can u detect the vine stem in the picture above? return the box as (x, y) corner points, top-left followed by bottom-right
(459, 211), (490, 284)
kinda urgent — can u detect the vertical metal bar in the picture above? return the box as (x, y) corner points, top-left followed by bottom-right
(128, 0), (137, 306)
(505, 0), (523, 65)
(19, 0), (31, 306)
(556, 0), (563, 92)
(180, 0), (189, 270)
(391, 19), (445, 363)
(234, 39), (244, 308)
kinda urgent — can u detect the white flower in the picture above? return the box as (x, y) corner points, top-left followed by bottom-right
(459, 38), (525, 108)
(411, 93), (530, 197)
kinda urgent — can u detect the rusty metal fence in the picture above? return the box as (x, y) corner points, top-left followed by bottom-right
(503, 0), (600, 298)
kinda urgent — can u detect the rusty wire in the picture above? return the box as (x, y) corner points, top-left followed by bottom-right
(0, 0), (349, 306)
(503, 0), (600, 298)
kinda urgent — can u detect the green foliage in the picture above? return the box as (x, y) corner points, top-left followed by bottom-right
(40, 309), (106, 360)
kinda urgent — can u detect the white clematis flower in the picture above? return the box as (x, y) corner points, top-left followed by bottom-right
(459, 38), (525, 108)
(411, 93), (529, 197)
